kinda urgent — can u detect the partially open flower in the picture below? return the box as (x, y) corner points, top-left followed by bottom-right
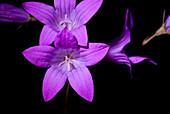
(0, 4), (36, 23)
(105, 9), (157, 78)
(142, 11), (170, 45)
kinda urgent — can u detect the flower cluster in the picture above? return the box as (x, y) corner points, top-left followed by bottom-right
(1, 0), (168, 103)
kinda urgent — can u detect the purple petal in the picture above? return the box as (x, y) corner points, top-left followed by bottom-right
(75, 0), (103, 25)
(54, 27), (78, 49)
(71, 25), (88, 47)
(40, 25), (59, 45)
(54, 0), (76, 19)
(79, 43), (110, 66)
(22, 2), (56, 27)
(124, 9), (133, 30)
(68, 65), (94, 102)
(0, 4), (29, 23)
(22, 46), (55, 68)
(165, 15), (170, 32)
(106, 52), (133, 78)
(43, 65), (68, 102)
(129, 56), (157, 65)
(109, 27), (131, 53)
(106, 52), (131, 67)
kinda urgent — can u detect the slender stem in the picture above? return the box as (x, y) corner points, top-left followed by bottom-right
(64, 83), (70, 114)
(142, 34), (157, 46)
(162, 9), (166, 24)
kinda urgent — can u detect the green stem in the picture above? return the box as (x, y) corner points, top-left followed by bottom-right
(64, 83), (70, 114)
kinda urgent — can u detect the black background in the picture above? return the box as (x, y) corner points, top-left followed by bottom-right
(1, 0), (170, 113)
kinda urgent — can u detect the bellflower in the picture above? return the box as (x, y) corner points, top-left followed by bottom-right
(142, 12), (170, 45)
(22, 0), (103, 46)
(0, 4), (35, 23)
(22, 27), (109, 102)
(105, 9), (157, 78)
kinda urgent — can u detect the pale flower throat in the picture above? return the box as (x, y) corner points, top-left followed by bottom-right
(59, 14), (76, 30)
(58, 52), (78, 72)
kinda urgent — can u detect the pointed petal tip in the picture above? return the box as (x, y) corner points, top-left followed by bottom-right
(42, 91), (52, 102)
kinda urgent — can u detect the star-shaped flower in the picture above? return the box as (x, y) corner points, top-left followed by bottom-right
(23, 0), (103, 46)
(22, 27), (109, 102)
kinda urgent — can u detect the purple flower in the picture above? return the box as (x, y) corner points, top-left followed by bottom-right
(105, 9), (157, 78)
(0, 4), (35, 23)
(142, 12), (170, 45)
(22, 0), (103, 46)
(22, 27), (109, 102)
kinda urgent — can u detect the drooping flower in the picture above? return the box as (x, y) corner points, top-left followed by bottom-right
(0, 4), (36, 23)
(142, 11), (170, 45)
(22, 0), (103, 46)
(105, 9), (157, 78)
(22, 27), (109, 102)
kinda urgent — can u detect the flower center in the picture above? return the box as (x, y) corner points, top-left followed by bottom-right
(59, 14), (76, 30)
(58, 52), (76, 72)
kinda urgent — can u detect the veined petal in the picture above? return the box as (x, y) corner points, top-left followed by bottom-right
(106, 52), (131, 67)
(71, 25), (88, 47)
(40, 25), (59, 45)
(0, 4), (30, 23)
(165, 15), (170, 32)
(22, 2), (56, 27)
(124, 9), (133, 30)
(165, 15), (170, 27)
(54, 27), (78, 49)
(22, 46), (55, 68)
(54, 0), (76, 19)
(79, 43), (110, 66)
(68, 65), (94, 102)
(43, 65), (68, 102)
(129, 56), (157, 65)
(108, 27), (130, 53)
(106, 52), (133, 78)
(75, 0), (103, 25)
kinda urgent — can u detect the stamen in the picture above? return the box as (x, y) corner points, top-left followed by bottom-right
(58, 61), (66, 67)
(67, 62), (71, 72)
(69, 52), (74, 58)
(69, 21), (76, 30)
(57, 53), (77, 72)
(71, 59), (80, 65)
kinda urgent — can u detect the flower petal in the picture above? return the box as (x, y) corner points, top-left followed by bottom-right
(54, 27), (78, 49)
(108, 27), (130, 53)
(129, 56), (157, 65)
(124, 9), (133, 30)
(106, 52), (131, 67)
(39, 25), (59, 45)
(43, 65), (68, 102)
(54, 0), (76, 19)
(22, 2), (56, 27)
(165, 15), (170, 32)
(71, 25), (88, 47)
(0, 4), (30, 23)
(22, 46), (55, 68)
(68, 65), (94, 102)
(106, 52), (133, 78)
(165, 15), (170, 26)
(75, 0), (103, 25)
(79, 43), (110, 66)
